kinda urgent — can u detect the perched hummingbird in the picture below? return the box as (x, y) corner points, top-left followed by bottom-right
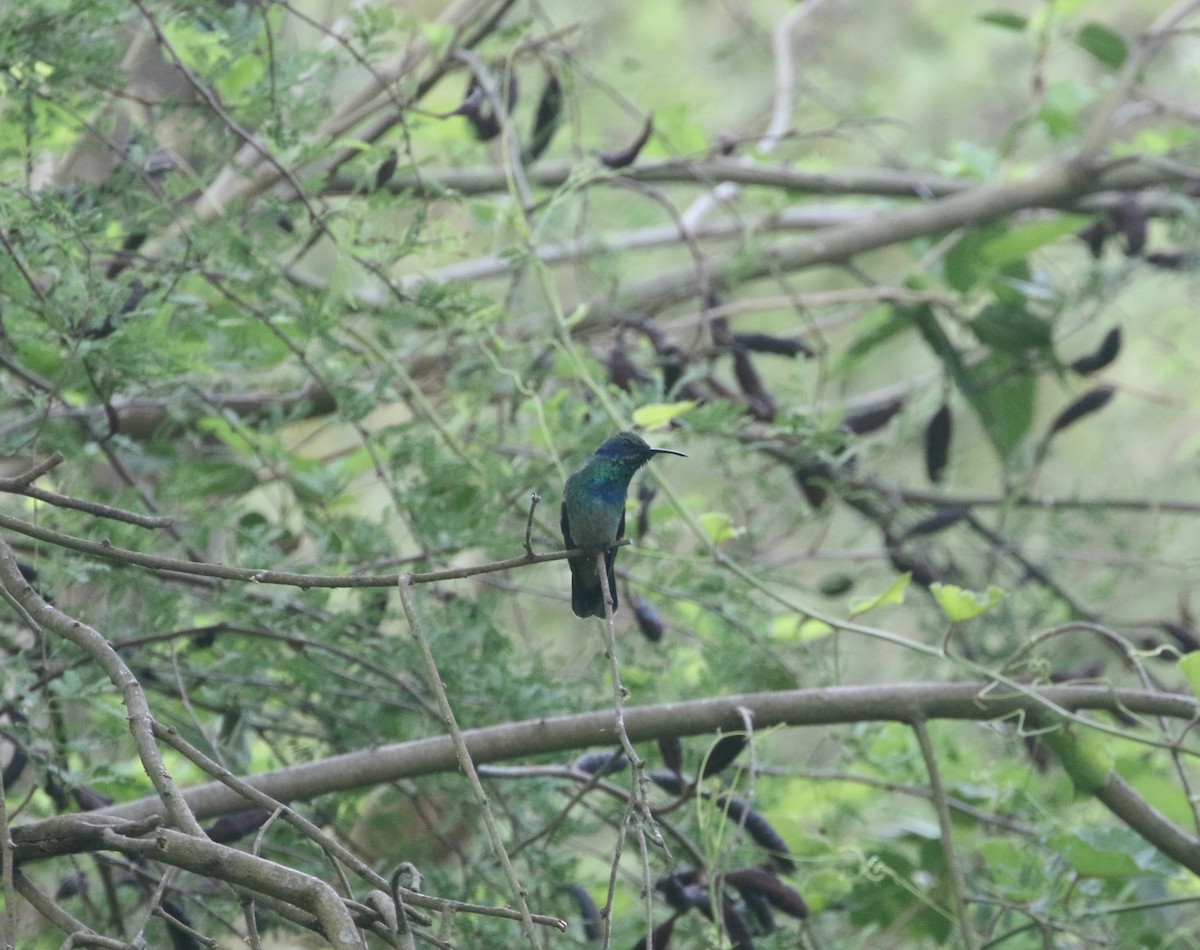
(560, 431), (686, 618)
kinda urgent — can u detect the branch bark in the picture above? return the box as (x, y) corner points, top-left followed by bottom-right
(576, 157), (1200, 328)
(62, 682), (1196, 825)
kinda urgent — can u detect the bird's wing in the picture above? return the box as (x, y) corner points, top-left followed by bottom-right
(561, 499), (575, 549)
(616, 506), (626, 543)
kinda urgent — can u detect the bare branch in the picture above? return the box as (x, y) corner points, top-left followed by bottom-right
(73, 682), (1198, 827)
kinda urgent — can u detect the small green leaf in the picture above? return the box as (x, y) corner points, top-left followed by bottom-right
(632, 401), (697, 430)
(974, 355), (1037, 458)
(980, 215), (1088, 266)
(1180, 653), (1200, 699)
(944, 226), (1001, 292)
(1057, 829), (1139, 877)
(839, 305), (911, 371)
(930, 583), (1005, 622)
(698, 511), (741, 544)
(979, 11), (1026, 30)
(849, 573), (910, 618)
(770, 615), (834, 642)
(969, 301), (1053, 352)
(1076, 22), (1128, 70)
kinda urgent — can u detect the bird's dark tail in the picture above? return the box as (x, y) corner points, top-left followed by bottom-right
(570, 551), (618, 618)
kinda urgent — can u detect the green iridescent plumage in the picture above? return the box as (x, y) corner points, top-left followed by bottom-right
(560, 431), (685, 618)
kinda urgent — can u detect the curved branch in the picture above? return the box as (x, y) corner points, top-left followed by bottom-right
(11, 815), (364, 950)
(328, 157), (974, 201)
(73, 682), (1196, 826)
(577, 158), (1200, 327)
(0, 540), (202, 838)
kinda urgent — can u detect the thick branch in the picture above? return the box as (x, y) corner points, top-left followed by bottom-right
(73, 682), (1196, 826)
(11, 815), (363, 950)
(577, 157), (1199, 327)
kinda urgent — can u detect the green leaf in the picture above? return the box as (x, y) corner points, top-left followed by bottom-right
(632, 401), (697, 429)
(944, 224), (1005, 292)
(902, 304), (986, 413)
(979, 11), (1026, 30)
(770, 615), (834, 642)
(929, 583), (1005, 622)
(838, 305), (912, 371)
(1076, 22), (1128, 70)
(698, 511), (741, 544)
(979, 215), (1088, 266)
(974, 354), (1037, 457)
(969, 301), (1053, 353)
(849, 573), (910, 618)
(1060, 834), (1138, 878)
(1180, 652), (1200, 699)
(1038, 81), (1096, 140)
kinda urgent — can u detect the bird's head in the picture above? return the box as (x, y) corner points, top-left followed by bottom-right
(593, 431), (686, 466)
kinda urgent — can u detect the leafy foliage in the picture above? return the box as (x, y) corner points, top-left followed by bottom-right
(4, 1), (1200, 948)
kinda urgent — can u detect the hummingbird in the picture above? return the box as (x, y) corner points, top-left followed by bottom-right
(560, 431), (686, 618)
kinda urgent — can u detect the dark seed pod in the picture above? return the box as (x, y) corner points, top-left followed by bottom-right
(608, 337), (653, 392)
(716, 795), (795, 873)
(1077, 218), (1113, 258)
(720, 894), (755, 950)
(205, 808), (271, 844)
(818, 573), (854, 596)
(443, 82), (483, 118)
(731, 348), (777, 421)
(374, 149), (398, 190)
(1047, 386), (1114, 436)
(723, 868), (809, 919)
(1070, 327), (1121, 376)
(73, 786), (113, 811)
(649, 769), (687, 796)
(2, 746), (27, 788)
(654, 871), (709, 914)
(1147, 251), (1186, 269)
(630, 915), (676, 950)
(733, 332), (812, 359)
(659, 737), (684, 776)
(567, 883), (602, 941)
(631, 592), (666, 643)
(161, 898), (201, 950)
(573, 749), (629, 776)
(924, 403), (952, 483)
(901, 507), (970, 541)
(1113, 192), (1147, 256)
(55, 870), (89, 899)
(791, 460), (834, 509)
(524, 73), (563, 162)
(1161, 622), (1200, 653)
(459, 70), (517, 141)
(701, 733), (747, 778)
(843, 397), (904, 434)
(636, 320), (689, 395)
(599, 114), (654, 169)
(887, 549), (940, 588)
(737, 884), (776, 934)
